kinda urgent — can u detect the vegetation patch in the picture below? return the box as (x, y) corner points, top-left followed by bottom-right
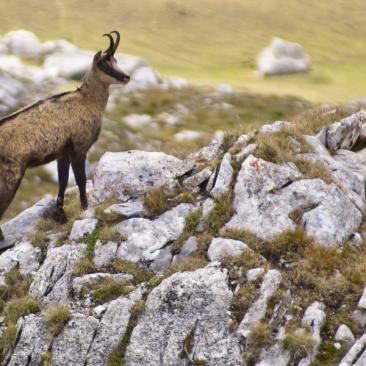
(4, 296), (39, 324)
(245, 322), (273, 366)
(171, 210), (201, 255)
(282, 329), (316, 363)
(81, 277), (134, 304)
(164, 255), (208, 277)
(44, 304), (71, 337)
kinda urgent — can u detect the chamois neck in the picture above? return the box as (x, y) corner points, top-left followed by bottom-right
(79, 69), (109, 111)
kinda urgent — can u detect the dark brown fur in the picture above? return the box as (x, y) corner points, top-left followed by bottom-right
(0, 32), (129, 236)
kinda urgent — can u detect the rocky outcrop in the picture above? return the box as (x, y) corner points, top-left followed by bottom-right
(124, 265), (242, 366)
(90, 151), (193, 204)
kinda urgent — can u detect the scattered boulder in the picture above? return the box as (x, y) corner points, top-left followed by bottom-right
(335, 324), (355, 345)
(90, 151), (193, 204)
(207, 237), (249, 262)
(93, 240), (118, 268)
(339, 333), (366, 366)
(104, 200), (148, 218)
(124, 265), (242, 365)
(257, 37), (311, 76)
(246, 267), (265, 282)
(123, 114), (158, 130)
(172, 236), (198, 264)
(0, 30), (43, 57)
(174, 129), (208, 141)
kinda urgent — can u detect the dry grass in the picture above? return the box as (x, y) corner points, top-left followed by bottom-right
(4, 296), (39, 324)
(282, 329), (316, 363)
(165, 255), (208, 277)
(44, 304), (71, 337)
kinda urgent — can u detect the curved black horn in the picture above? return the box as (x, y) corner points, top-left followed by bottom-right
(110, 30), (120, 54)
(103, 33), (114, 57)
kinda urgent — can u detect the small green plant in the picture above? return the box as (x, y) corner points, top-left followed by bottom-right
(179, 320), (198, 359)
(82, 277), (133, 304)
(28, 231), (48, 262)
(44, 304), (71, 337)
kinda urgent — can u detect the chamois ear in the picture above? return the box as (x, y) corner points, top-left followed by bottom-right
(93, 51), (103, 64)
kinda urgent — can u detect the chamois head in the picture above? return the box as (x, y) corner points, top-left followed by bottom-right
(93, 31), (130, 85)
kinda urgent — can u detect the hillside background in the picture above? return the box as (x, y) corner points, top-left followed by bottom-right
(0, 0), (366, 101)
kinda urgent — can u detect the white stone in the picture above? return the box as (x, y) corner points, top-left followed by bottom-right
(325, 111), (366, 152)
(208, 237), (249, 261)
(1, 198), (55, 249)
(91, 150), (193, 204)
(69, 218), (98, 241)
(183, 168), (213, 190)
(237, 270), (282, 337)
(217, 83), (233, 94)
(0, 241), (41, 284)
(188, 133), (225, 164)
(123, 114), (158, 130)
(93, 240), (118, 268)
(339, 333), (366, 366)
(116, 203), (195, 263)
(174, 130), (208, 141)
(105, 200), (148, 218)
(358, 285), (366, 310)
(335, 324), (355, 345)
(211, 153), (233, 198)
(259, 120), (293, 134)
(234, 143), (258, 161)
(247, 267), (265, 282)
(156, 112), (183, 126)
(257, 37), (311, 76)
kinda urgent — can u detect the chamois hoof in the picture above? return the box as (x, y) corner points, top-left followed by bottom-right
(47, 205), (67, 224)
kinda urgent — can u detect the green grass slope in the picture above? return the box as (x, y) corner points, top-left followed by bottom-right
(0, 0), (366, 101)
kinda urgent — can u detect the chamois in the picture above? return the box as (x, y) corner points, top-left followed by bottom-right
(0, 31), (130, 241)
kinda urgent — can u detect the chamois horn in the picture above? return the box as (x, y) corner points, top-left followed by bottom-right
(110, 30), (120, 54)
(103, 33), (114, 57)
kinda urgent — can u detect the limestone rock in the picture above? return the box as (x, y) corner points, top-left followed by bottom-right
(172, 236), (198, 264)
(69, 218), (98, 241)
(0, 241), (41, 284)
(93, 241), (118, 268)
(116, 203), (195, 264)
(124, 265), (241, 365)
(237, 269), (282, 337)
(188, 132), (225, 164)
(1, 30), (43, 57)
(357, 285), (366, 310)
(52, 313), (99, 366)
(335, 324), (355, 345)
(183, 167), (213, 191)
(90, 151), (193, 204)
(339, 333), (366, 366)
(325, 111), (366, 152)
(247, 268), (265, 282)
(259, 120), (293, 134)
(234, 143), (258, 162)
(105, 200), (148, 218)
(5, 315), (50, 366)
(123, 114), (158, 130)
(29, 244), (86, 303)
(302, 185), (362, 247)
(86, 288), (143, 366)
(257, 37), (311, 76)
(1, 198), (55, 250)
(211, 153), (233, 198)
(208, 237), (249, 262)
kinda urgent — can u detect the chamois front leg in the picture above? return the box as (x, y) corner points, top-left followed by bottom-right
(71, 154), (88, 210)
(54, 156), (70, 223)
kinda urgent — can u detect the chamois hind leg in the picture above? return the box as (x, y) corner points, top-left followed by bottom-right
(71, 154), (88, 210)
(0, 165), (25, 240)
(52, 156), (70, 223)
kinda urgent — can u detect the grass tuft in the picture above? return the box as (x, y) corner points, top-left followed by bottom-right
(282, 330), (316, 363)
(44, 304), (71, 337)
